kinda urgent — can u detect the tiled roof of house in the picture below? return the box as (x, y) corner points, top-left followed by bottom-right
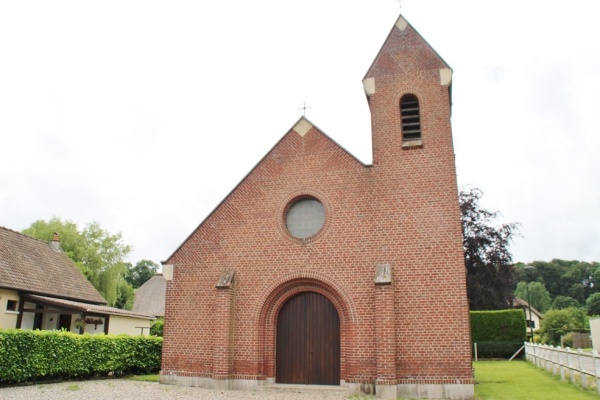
(22, 294), (155, 320)
(132, 273), (166, 317)
(0, 226), (107, 304)
(514, 297), (543, 319)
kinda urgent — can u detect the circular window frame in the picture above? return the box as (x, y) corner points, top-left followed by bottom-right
(280, 192), (331, 243)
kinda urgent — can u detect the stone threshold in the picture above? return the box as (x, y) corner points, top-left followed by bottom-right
(259, 384), (350, 393)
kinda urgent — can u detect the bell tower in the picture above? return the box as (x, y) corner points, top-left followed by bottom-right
(363, 15), (473, 399)
(363, 15), (454, 167)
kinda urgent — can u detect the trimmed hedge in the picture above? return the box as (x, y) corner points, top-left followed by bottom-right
(470, 309), (526, 358)
(0, 329), (162, 384)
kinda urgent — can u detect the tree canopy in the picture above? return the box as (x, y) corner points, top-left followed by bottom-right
(460, 187), (520, 310)
(22, 217), (132, 307)
(125, 259), (159, 289)
(551, 295), (580, 310)
(514, 260), (600, 307)
(514, 281), (552, 313)
(586, 293), (600, 316)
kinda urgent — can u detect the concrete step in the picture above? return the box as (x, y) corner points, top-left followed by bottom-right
(259, 384), (351, 393)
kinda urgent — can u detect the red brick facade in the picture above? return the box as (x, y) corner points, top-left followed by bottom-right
(160, 15), (474, 399)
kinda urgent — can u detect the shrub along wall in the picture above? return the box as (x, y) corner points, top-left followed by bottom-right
(0, 329), (162, 384)
(470, 309), (527, 358)
(150, 318), (164, 337)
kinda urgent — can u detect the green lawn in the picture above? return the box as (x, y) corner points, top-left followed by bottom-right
(475, 361), (600, 400)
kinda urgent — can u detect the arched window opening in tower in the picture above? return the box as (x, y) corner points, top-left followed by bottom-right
(400, 94), (421, 142)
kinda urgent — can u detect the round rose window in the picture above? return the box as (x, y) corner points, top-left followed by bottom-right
(285, 197), (325, 239)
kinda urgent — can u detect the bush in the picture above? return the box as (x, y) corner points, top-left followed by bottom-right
(0, 329), (162, 384)
(539, 307), (589, 345)
(470, 309), (526, 358)
(150, 319), (164, 337)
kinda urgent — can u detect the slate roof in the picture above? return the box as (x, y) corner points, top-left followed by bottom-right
(0, 226), (107, 304)
(132, 273), (166, 317)
(22, 294), (155, 320)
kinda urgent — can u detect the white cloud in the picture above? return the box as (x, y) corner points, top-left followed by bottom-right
(1, 0), (599, 264)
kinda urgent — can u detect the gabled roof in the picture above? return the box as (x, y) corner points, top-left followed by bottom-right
(132, 273), (166, 317)
(164, 116), (369, 263)
(22, 294), (154, 320)
(0, 226), (107, 305)
(364, 15), (451, 79)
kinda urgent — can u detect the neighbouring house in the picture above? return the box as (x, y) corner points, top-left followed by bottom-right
(133, 273), (166, 318)
(514, 297), (543, 336)
(160, 14), (473, 400)
(0, 226), (154, 335)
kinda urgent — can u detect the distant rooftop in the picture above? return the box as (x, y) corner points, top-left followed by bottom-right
(132, 273), (166, 317)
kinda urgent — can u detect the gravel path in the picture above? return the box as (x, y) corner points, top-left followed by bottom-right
(0, 380), (357, 400)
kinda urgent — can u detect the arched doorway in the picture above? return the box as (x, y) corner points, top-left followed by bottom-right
(276, 291), (340, 385)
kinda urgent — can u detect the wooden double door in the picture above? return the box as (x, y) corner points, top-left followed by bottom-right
(276, 291), (340, 385)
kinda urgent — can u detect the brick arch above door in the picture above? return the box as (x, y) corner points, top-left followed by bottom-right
(256, 270), (356, 381)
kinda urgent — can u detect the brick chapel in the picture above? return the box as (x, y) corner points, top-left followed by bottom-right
(160, 15), (474, 400)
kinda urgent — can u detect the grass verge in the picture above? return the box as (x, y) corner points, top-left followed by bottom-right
(126, 374), (160, 382)
(475, 361), (599, 400)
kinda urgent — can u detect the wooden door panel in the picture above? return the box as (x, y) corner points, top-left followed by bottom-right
(276, 293), (308, 383)
(276, 291), (340, 385)
(309, 293), (340, 384)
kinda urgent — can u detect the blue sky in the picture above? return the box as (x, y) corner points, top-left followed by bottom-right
(1, 0), (599, 265)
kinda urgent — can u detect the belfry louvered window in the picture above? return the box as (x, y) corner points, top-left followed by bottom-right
(400, 94), (421, 141)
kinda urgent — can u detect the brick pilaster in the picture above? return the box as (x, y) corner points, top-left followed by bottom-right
(212, 272), (235, 380)
(374, 265), (396, 385)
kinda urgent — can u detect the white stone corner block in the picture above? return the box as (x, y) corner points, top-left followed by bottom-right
(363, 77), (376, 95)
(395, 16), (408, 32)
(163, 264), (174, 281)
(293, 118), (313, 137)
(376, 384), (398, 399)
(440, 68), (453, 86)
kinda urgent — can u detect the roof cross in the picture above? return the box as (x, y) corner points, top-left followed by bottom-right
(298, 101), (311, 117)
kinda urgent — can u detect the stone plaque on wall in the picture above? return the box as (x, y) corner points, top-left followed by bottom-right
(374, 263), (392, 285)
(216, 270), (235, 288)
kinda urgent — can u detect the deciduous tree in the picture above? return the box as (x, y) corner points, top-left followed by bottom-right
(586, 292), (600, 316)
(515, 260), (600, 310)
(23, 217), (132, 307)
(125, 259), (159, 288)
(115, 281), (135, 310)
(551, 295), (581, 310)
(514, 281), (552, 313)
(460, 187), (520, 310)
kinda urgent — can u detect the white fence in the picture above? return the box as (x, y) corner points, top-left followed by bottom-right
(525, 342), (600, 393)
